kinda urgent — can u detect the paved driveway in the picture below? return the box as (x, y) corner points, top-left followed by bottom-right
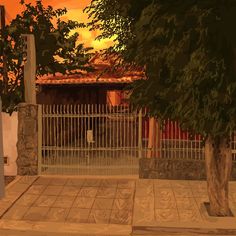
(0, 176), (236, 235)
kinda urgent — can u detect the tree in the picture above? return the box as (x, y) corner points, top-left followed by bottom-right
(0, 0), (94, 114)
(86, 0), (236, 216)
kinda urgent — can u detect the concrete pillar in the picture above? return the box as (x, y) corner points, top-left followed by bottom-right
(16, 103), (38, 175)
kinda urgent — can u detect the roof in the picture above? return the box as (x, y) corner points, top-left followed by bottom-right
(36, 53), (145, 85)
(36, 75), (142, 85)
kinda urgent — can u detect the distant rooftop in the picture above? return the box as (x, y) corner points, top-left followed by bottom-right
(36, 53), (145, 85)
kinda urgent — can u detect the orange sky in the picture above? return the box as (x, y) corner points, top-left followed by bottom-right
(1, 0), (113, 50)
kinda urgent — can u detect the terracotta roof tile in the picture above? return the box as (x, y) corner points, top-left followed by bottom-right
(36, 75), (142, 85)
(36, 53), (145, 85)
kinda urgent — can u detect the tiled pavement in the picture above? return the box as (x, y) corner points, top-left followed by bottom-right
(1, 177), (135, 225)
(0, 176), (236, 235)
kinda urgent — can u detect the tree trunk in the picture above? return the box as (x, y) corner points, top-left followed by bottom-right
(147, 117), (158, 158)
(205, 136), (232, 216)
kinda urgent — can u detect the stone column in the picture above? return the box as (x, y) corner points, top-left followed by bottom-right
(16, 103), (38, 175)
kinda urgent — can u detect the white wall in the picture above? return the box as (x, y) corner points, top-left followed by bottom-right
(2, 112), (18, 176)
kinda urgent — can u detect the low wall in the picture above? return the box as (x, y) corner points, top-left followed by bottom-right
(2, 112), (18, 176)
(139, 158), (236, 180)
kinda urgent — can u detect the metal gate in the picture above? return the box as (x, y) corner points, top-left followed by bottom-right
(38, 104), (141, 175)
(37, 104), (210, 176)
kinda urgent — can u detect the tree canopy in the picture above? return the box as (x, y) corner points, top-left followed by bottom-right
(86, 0), (236, 141)
(0, 0), (94, 113)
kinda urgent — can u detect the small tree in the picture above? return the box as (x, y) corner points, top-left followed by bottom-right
(86, 0), (236, 216)
(0, 0), (94, 114)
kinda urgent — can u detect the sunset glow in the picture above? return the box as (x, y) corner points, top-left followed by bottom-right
(1, 0), (113, 50)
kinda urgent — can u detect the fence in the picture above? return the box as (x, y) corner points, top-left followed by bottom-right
(38, 104), (236, 175)
(39, 104), (140, 175)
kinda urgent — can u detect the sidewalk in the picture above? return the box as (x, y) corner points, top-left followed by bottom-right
(0, 176), (235, 235)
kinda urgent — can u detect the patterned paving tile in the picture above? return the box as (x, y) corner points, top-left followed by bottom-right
(100, 179), (118, 188)
(66, 208), (90, 223)
(88, 209), (111, 223)
(1, 206), (29, 220)
(155, 208), (179, 222)
(65, 178), (85, 187)
(45, 207), (69, 222)
(178, 208), (203, 222)
(133, 204), (155, 225)
(153, 180), (172, 188)
(26, 185), (47, 195)
(229, 201), (236, 211)
(78, 187), (98, 197)
(189, 181), (207, 191)
(33, 195), (57, 207)
(73, 197), (95, 209)
(134, 196), (154, 212)
(154, 197), (176, 209)
(0, 206), (11, 217)
(53, 196), (75, 208)
(23, 206), (50, 221)
(96, 187), (117, 198)
(136, 179), (153, 189)
(14, 193), (39, 207)
(170, 180), (190, 188)
(191, 187), (208, 198)
(230, 192), (236, 202)
(83, 179), (101, 187)
(175, 197), (198, 210)
(49, 178), (67, 186)
(135, 186), (154, 197)
(3, 192), (20, 203)
(92, 198), (114, 210)
(116, 188), (134, 199)
(110, 210), (132, 225)
(117, 180), (135, 189)
(42, 185), (63, 196)
(59, 186), (80, 197)
(229, 181), (236, 190)
(7, 183), (29, 193)
(113, 198), (133, 210)
(173, 188), (193, 198)
(33, 177), (52, 185)
(154, 188), (175, 199)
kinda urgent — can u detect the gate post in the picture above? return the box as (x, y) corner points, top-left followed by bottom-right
(138, 109), (142, 159)
(38, 105), (42, 175)
(16, 103), (38, 175)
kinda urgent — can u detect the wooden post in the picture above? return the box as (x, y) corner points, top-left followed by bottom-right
(22, 34), (36, 104)
(0, 5), (5, 199)
(0, 5), (8, 94)
(0, 97), (5, 199)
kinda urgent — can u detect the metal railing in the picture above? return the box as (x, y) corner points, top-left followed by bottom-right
(38, 104), (236, 175)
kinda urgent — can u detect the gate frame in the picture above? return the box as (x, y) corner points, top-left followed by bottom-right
(38, 104), (42, 175)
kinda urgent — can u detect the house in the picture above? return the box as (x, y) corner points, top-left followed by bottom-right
(36, 53), (144, 106)
(36, 53), (148, 151)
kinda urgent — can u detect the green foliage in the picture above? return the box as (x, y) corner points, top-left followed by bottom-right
(86, 0), (236, 140)
(0, 0), (94, 114)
